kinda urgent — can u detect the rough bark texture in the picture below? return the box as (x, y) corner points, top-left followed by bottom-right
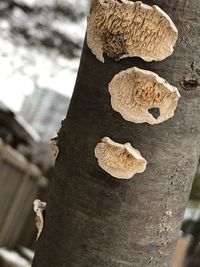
(32, 1), (200, 266)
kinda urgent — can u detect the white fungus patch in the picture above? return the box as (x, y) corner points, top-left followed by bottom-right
(95, 137), (147, 179)
(87, 0), (178, 62)
(33, 199), (47, 240)
(108, 67), (180, 125)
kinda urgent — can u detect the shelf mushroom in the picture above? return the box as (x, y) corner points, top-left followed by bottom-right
(108, 67), (180, 125)
(95, 137), (147, 179)
(87, 0), (178, 62)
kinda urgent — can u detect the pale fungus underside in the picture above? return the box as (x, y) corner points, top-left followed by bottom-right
(87, 0), (178, 62)
(48, 137), (59, 160)
(33, 199), (47, 240)
(95, 137), (147, 179)
(109, 67), (180, 125)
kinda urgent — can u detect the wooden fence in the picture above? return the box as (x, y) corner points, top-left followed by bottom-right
(0, 139), (48, 249)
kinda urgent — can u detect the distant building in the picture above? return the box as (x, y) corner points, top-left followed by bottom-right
(0, 100), (40, 148)
(20, 88), (70, 141)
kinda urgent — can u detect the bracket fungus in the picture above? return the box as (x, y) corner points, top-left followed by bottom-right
(108, 67), (180, 125)
(95, 137), (147, 179)
(33, 199), (47, 240)
(87, 0), (178, 62)
(48, 136), (59, 160)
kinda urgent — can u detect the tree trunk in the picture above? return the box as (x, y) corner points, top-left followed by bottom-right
(32, 1), (200, 266)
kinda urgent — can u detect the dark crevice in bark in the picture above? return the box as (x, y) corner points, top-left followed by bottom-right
(148, 107), (161, 120)
(182, 77), (200, 91)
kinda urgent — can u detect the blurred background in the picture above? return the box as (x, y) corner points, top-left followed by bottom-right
(0, 0), (89, 266)
(0, 1), (199, 266)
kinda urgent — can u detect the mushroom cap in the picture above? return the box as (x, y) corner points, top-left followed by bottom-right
(108, 67), (180, 125)
(95, 137), (147, 179)
(33, 199), (46, 212)
(87, 0), (178, 62)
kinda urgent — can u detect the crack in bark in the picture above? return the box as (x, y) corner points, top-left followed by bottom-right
(182, 76), (200, 91)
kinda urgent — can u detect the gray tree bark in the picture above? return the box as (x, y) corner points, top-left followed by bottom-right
(32, 1), (200, 266)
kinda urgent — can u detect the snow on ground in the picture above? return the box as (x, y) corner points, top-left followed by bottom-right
(0, 248), (31, 267)
(19, 247), (34, 262)
(184, 201), (200, 221)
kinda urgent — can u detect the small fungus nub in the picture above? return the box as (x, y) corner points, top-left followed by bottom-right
(48, 137), (59, 160)
(33, 199), (47, 240)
